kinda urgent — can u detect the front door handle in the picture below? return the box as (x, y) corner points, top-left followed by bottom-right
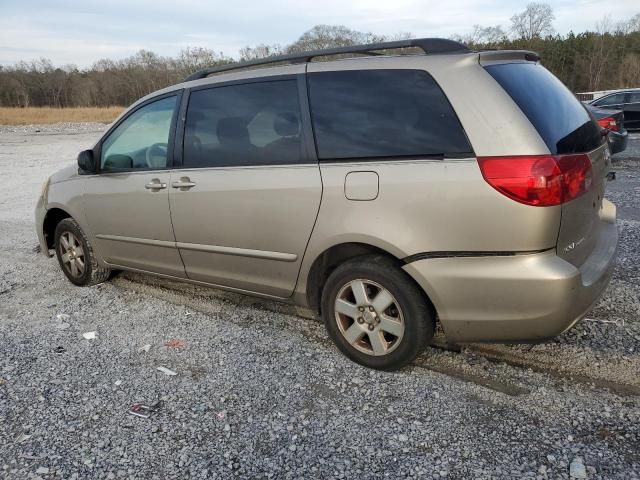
(171, 177), (196, 190)
(145, 179), (167, 190)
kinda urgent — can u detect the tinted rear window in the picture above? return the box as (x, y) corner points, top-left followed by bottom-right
(308, 70), (472, 160)
(183, 80), (304, 168)
(485, 63), (602, 155)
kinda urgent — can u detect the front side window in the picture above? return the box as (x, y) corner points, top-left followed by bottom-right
(592, 93), (625, 107)
(307, 69), (472, 160)
(101, 95), (177, 171)
(183, 80), (303, 168)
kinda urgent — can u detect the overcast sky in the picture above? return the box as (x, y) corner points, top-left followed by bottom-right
(0, 0), (636, 67)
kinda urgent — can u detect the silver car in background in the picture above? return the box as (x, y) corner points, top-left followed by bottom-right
(35, 38), (617, 370)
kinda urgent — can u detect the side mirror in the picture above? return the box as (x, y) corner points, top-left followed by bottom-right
(77, 149), (97, 174)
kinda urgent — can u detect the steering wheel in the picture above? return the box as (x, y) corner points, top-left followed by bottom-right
(145, 143), (168, 169)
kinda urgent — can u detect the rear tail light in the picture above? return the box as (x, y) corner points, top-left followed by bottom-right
(477, 154), (593, 206)
(597, 116), (619, 132)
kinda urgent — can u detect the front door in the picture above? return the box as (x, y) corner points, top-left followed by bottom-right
(169, 78), (321, 297)
(83, 94), (186, 278)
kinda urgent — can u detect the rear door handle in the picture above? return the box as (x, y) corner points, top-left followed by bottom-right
(145, 179), (167, 190)
(171, 177), (196, 190)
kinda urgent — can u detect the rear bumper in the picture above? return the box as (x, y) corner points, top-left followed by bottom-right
(608, 129), (628, 155)
(403, 206), (618, 343)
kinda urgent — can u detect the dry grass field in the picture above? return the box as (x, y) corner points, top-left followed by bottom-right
(0, 106), (124, 125)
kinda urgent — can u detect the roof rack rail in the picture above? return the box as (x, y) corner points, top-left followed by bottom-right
(183, 37), (470, 82)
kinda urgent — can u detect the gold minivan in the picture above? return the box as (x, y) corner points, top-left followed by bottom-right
(35, 38), (618, 370)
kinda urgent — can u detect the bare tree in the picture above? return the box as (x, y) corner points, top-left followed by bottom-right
(587, 16), (615, 90)
(510, 3), (555, 40)
(239, 44), (285, 61)
(388, 31), (413, 41)
(613, 13), (640, 86)
(454, 25), (507, 46)
(616, 13), (640, 34)
(287, 25), (385, 53)
(3, 76), (30, 107)
(620, 53), (640, 87)
(176, 47), (231, 76)
(1, 22), (639, 108)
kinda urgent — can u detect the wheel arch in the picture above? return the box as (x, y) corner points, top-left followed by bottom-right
(42, 207), (72, 251)
(304, 242), (437, 319)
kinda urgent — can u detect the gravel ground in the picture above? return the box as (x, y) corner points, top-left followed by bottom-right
(0, 124), (638, 479)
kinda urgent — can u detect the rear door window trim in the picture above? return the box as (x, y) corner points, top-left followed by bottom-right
(174, 74), (317, 169)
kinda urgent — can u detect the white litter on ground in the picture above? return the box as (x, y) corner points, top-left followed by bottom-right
(157, 366), (177, 376)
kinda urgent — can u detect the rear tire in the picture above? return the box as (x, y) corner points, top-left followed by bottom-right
(54, 218), (111, 287)
(321, 254), (434, 371)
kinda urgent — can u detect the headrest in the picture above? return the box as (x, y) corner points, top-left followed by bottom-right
(217, 117), (249, 145)
(274, 112), (300, 137)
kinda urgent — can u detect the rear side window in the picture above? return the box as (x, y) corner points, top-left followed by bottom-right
(308, 70), (472, 160)
(592, 93), (625, 106)
(485, 63), (602, 155)
(183, 80), (303, 168)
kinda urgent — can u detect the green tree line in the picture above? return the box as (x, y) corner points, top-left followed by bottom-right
(0, 6), (638, 108)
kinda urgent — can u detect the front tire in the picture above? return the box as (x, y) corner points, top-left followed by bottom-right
(321, 255), (435, 371)
(54, 218), (111, 286)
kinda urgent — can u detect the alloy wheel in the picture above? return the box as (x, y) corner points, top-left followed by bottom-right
(58, 231), (85, 278)
(334, 279), (405, 356)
